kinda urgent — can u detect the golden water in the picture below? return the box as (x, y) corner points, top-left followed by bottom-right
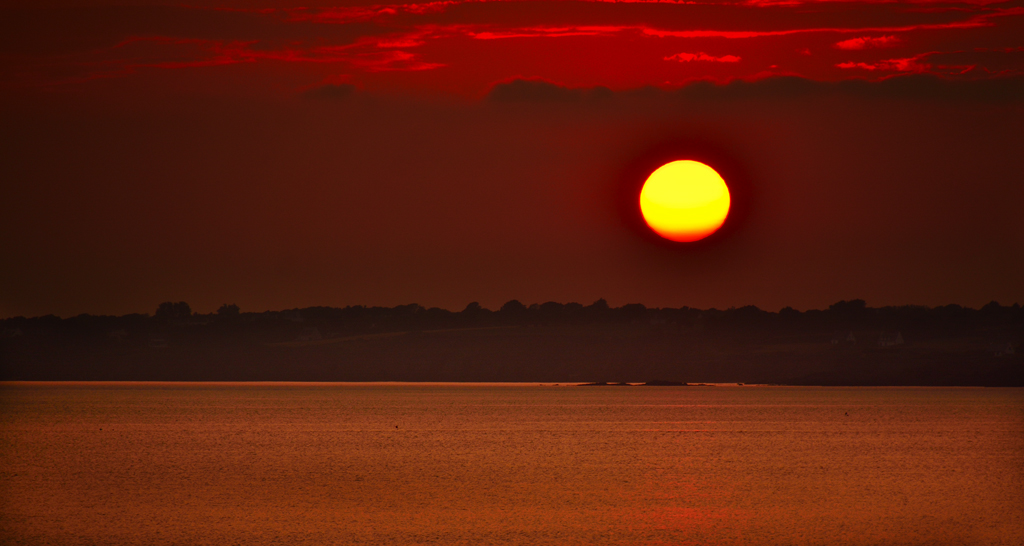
(1, 383), (1021, 545)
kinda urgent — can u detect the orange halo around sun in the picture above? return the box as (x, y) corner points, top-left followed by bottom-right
(639, 160), (731, 242)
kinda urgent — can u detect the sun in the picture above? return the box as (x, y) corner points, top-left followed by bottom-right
(639, 160), (731, 242)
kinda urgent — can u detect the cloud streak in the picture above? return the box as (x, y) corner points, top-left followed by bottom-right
(1, 1), (1020, 94)
(835, 35), (900, 50)
(665, 52), (741, 63)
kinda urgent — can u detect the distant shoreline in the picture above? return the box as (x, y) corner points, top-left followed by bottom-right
(2, 300), (1020, 386)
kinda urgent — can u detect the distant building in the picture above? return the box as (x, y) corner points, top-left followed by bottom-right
(831, 331), (856, 345)
(297, 327), (322, 342)
(1, 328), (23, 338)
(878, 332), (904, 347)
(108, 329), (128, 341)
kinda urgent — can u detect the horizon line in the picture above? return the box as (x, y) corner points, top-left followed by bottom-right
(4, 298), (1021, 321)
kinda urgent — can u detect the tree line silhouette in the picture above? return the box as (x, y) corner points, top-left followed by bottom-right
(2, 299), (1020, 385)
(5, 298), (1020, 336)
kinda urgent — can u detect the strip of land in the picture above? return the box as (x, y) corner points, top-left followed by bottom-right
(2, 300), (1020, 385)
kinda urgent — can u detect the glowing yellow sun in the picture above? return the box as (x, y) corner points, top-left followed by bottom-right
(639, 160), (731, 242)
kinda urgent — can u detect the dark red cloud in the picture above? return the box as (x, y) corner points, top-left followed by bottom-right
(2, 1), (1021, 94)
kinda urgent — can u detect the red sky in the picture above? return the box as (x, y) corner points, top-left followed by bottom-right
(2, 0), (1022, 317)
(4, 0), (1024, 94)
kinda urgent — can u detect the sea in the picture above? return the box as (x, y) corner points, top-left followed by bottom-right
(1, 383), (1021, 545)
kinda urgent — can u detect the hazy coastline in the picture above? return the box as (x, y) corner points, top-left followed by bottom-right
(3, 299), (1020, 386)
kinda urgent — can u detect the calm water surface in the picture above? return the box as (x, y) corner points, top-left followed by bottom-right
(1, 383), (1021, 545)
